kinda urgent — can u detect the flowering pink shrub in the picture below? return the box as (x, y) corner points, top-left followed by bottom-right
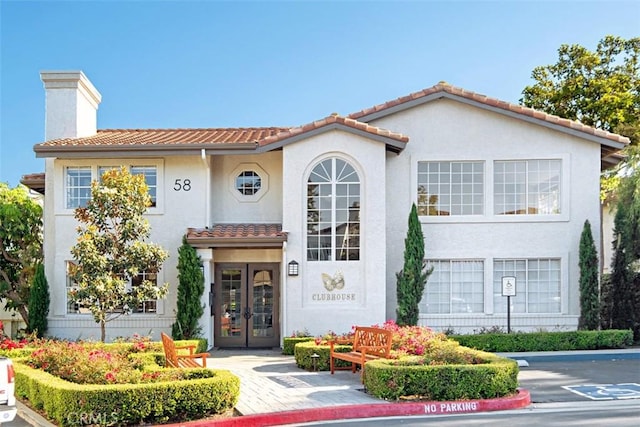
(318, 320), (483, 364)
(26, 339), (199, 385)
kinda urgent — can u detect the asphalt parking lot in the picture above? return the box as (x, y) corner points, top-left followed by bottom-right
(517, 357), (640, 403)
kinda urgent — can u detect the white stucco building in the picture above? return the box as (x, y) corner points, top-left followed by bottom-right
(25, 71), (629, 347)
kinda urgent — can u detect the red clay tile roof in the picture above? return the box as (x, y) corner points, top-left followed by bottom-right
(19, 173), (46, 194)
(348, 82), (631, 147)
(258, 113), (408, 148)
(36, 127), (289, 148)
(186, 224), (287, 248)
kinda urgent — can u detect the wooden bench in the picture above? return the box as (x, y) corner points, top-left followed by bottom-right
(161, 332), (208, 368)
(329, 326), (393, 382)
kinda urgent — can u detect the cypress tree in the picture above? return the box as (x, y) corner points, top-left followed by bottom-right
(578, 220), (599, 330)
(396, 203), (433, 326)
(172, 236), (205, 339)
(27, 263), (49, 337)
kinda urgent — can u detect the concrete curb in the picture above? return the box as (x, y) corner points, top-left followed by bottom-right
(165, 389), (531, 427)
(16, 400), (56, 427)
(499, 348), (640, 363)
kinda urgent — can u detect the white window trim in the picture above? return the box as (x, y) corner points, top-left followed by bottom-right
(304, 153), (364, 263)
(228, 162), (269, 203)
(412, 154), (570, 224)
(421, 259), (485, 315)
(56, 159), (164, 215)
(65, 260), (165, 316)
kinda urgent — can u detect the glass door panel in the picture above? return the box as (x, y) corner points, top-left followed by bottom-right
(214, 263), (279, 348)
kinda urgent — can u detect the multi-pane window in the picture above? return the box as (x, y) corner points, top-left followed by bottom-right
(494, 160), (561, 215)
(131, 271), (158, 313)
(77, 165), (158, 208)
(235, 171), (261, 196)
(130, 166), (157, 207)
(493, 259), (561, 313)
(66, 261), (159, 314)
(307, 158), (360, 261)
(417, 162), (484, 216)
(66, 261), (91, 314)
(421, 260), (484, 314)
(65, 167), (92, 208)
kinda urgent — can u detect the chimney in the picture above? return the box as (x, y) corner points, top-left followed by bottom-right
(40, 71), (102, 141)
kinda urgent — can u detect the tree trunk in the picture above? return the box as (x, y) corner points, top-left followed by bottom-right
(101, 320), (106, 342)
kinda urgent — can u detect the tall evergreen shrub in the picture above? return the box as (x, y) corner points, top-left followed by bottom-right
(396, 203), (433, 326)
(27, 263), (49, 337)
(172, 237), (205, 339)
(578, 220), (599, 330)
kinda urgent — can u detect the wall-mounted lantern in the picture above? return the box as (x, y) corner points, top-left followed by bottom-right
(288, 260), (299, 276)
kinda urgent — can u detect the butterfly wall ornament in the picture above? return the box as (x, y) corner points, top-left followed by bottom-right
(321, 271), (345, 291)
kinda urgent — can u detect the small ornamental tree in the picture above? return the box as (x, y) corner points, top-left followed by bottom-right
(69, 167), (169, 342)
(578, 220), (600, 330)
(27, 263), (49, 337)
(172, 237), (204, 339)
(396, 203), (433, 326)
(0, 183), (43, 324)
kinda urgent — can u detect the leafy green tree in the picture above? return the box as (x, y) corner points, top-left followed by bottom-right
(608, 155), (640, 340)
(0, 183), (43, 324)
(521, 36), (639, 200)
(578, 220), (600, 330)
(172, 237), (204, 339)
(27, 263), (49, 337)
(521, 35), (639, 139)
(69, 167), (169, 342)
(396, 203), (433, 326)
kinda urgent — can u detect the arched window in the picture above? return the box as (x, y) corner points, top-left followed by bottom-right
(307, 158), (360, 261)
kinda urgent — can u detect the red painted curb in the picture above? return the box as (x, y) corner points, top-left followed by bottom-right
(167, 388), (531, 427)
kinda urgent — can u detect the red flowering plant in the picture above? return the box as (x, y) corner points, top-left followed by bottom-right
(26, 339), (199, 385)
(0, 320), (29, 353)
(374, 320), (485, 365)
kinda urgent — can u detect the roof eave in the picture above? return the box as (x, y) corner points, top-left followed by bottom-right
(34, 142), (258, 158)
(353, 91), (628, 151)
(258, 122), (407, 154)
(186, 236), (287, 249)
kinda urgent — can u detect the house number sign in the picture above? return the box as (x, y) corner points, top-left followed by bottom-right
(173, 179), (192, 191)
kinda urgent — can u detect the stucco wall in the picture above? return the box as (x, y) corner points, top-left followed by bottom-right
(46, 156), (209, 341)
(282, 129), (388, 337)
(374, 99), (601, 333)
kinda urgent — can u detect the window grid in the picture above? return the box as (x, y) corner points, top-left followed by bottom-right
(493, 258), (561, 313)
(417, 161), (484, 216)
(235, 171), (261, 196)
(421, 260), (484, 314)
(130, 166), (157, 207)
(65, 167), (92, 208)
(131, 271), (158, 313)
(494, 160), (560, 215)
(307, 158), (360, 261)
(66, 261), (92, 314)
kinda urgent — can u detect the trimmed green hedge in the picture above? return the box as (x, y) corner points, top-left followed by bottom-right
(294, 341), (352, 370)
(364, 350), (518, 401)
(283, 337), (314, 355)
(450, 329), (633, 352)
(14, 362), (239, 426)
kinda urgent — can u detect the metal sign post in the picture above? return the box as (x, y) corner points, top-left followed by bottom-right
(501, 276), (516, 333)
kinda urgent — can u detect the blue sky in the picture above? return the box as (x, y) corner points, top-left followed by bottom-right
(1, 0), (638, 187)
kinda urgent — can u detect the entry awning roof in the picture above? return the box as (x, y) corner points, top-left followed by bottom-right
(186, 224), (288, 248)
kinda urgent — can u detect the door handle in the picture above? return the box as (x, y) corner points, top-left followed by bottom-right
(243, 307), (252, 319)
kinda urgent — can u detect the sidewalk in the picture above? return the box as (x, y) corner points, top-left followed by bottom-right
(179, 348), (530, 426)
(17, 348), (638, 426)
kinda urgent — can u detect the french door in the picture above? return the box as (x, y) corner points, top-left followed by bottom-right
(214, 263), (280, 348)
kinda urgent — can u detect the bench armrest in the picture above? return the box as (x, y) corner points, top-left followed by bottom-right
(174, 344), (196, 355)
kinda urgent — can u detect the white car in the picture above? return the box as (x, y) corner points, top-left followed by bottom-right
(0, 357), (17, 424)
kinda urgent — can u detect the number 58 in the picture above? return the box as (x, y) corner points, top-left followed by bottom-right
(173, 179), (192, 191)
